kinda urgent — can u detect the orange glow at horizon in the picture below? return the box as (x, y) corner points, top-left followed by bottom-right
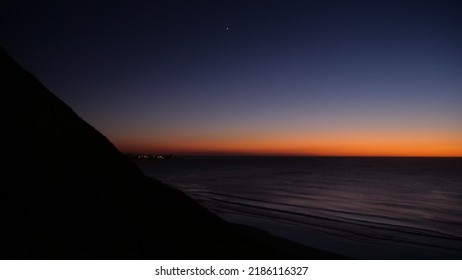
(111, 130), (462, 157)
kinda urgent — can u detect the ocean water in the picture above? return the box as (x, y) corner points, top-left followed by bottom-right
(134, 157), (462, 259)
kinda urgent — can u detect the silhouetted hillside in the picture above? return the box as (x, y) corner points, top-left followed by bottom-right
(0, 47), (342, 259)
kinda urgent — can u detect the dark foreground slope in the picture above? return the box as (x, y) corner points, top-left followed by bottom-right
(0, 48), (342, 259)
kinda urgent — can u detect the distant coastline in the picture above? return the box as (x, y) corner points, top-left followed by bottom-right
(126, 153), (462, 159)
(125, 153), (183, 160)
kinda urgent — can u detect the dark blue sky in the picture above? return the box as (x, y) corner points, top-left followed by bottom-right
(2, 0), (462, 155)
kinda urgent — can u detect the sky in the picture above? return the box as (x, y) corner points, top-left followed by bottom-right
(2, 0), (462, 156)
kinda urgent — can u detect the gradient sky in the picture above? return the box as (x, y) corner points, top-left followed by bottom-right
(2, 0), (462, 156)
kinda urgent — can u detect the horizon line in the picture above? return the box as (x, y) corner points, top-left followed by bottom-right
(123, 152), (462, 158)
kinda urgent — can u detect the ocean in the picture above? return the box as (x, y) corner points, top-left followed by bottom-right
(134, 157), (462, 259)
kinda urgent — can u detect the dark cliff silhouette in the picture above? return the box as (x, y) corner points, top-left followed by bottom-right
(0, 48), (342, 259)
